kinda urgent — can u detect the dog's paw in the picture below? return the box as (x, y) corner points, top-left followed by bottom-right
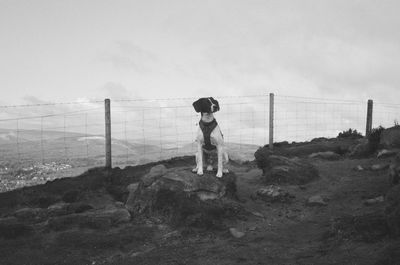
(216, 171), (223, 178)
(223, 169), (229, 173)
(206, 165), (213, 171)
(192, 168), (198, 173)
(197, 169), (204, 176)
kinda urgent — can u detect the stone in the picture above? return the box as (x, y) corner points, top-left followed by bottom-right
(377, 149), (398, 159)
(257, 155), (319, 185)
(307, 195), (327, 206)
(309, 151), (341, 160)
(125, 166), (238, 228)
(380, 126), (400, 148)
(142, 164), (168, 186)
(370, 164), (389, 171)
(251, 211), (264, 218)
(229, 228), (245, 238)
(254, 185), (292, 203)
(13, 207), (43, 221)
(364, 196), (384, 206)
(126, 167), (236, 214)
(355, 165), (364, 171)
(47, 202), (70, 216)
(127, 183), (139, 193)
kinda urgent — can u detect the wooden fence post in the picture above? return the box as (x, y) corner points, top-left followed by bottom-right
(366, 99), (373, 137)
(105, 98), (112, 169)
(269, 93), (274, 151)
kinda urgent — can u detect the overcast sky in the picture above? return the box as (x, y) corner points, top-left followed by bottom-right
(0, 0), (399, 106)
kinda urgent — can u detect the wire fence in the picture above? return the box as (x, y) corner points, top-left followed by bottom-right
(0, 94), (399, 191)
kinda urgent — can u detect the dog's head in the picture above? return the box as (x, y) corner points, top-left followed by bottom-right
(192, 97), (220, 113)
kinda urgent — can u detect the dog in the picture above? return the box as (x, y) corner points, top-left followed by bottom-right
(192, 97), (229, 178)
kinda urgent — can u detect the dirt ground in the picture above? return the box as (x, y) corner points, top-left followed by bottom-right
(0, 153), (399, 265)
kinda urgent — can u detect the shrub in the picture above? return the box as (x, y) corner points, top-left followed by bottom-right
(368, 126), (385, 153)
(337, 128), (363, 139)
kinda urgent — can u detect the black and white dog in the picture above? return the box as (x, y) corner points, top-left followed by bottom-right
(192, 97), (229, 178)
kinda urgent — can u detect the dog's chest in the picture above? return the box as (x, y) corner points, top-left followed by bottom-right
(197, 129), (220, 145)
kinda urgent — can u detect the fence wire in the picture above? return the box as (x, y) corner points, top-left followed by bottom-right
(0, 95), (399, 192)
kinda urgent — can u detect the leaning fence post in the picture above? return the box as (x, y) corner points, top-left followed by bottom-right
(366, 99), (373, 137)
(105, 98), (112, 169)
(269, 93), (274, 151)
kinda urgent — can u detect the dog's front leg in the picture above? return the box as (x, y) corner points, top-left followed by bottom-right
(216, 145), (223, 178)
(196, 143), (203, 175)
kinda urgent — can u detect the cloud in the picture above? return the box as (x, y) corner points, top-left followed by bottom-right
(98, 40), (159, 73)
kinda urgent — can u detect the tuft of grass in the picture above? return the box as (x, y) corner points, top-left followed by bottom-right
(337, 128), (363, 139)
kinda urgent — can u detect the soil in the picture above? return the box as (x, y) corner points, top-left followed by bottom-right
(0, 150), (399, 265)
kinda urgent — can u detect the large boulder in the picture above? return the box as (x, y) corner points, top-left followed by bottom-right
(258, 138), (358, 158)
(380, 126), (400, 149)
(125, 165), (239, 228)
(254, 150), (319, 185)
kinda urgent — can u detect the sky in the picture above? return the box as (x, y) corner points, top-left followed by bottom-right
(1, 0), (400, 106)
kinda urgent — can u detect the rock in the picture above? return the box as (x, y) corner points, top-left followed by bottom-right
(127, 183), (139, 193)
(47, 202), (70, 216)
(307, 195), (327, 206)
(354, 165), (364, 171)
(309, 151), (341, 160)
(13, 207), (43, 221)
(125, 166), (239, 228)
(127, 167), (236, 213)
(162, 230), (181, 239)
(377, 149), (398, 158)
(370, 164), (389, 171)
(142, 164), (168, 186)
(256, 155), (319, 185)
(250, 211), (264, 218)
(229, 228), (245, 238)
(48, 208), (131, 231)
(385, 185), (400, 236)
(380, 126), (400, 148)
(254, 185), (292, 203)
(364, 196), (384, 205)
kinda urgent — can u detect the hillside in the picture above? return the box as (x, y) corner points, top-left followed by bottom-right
(0, 136), (399, 265)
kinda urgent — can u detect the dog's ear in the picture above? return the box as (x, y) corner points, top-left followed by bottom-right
(192, 98), (204, 113)
(210, 97), (220, 112)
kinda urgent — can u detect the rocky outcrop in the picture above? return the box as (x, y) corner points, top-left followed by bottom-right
(125, 165), (239, 228)
(308, 151), (341, 160)
(380, 126), (400, 149)
(254, 151), (319, 185)
(253, 185), (292, 203)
